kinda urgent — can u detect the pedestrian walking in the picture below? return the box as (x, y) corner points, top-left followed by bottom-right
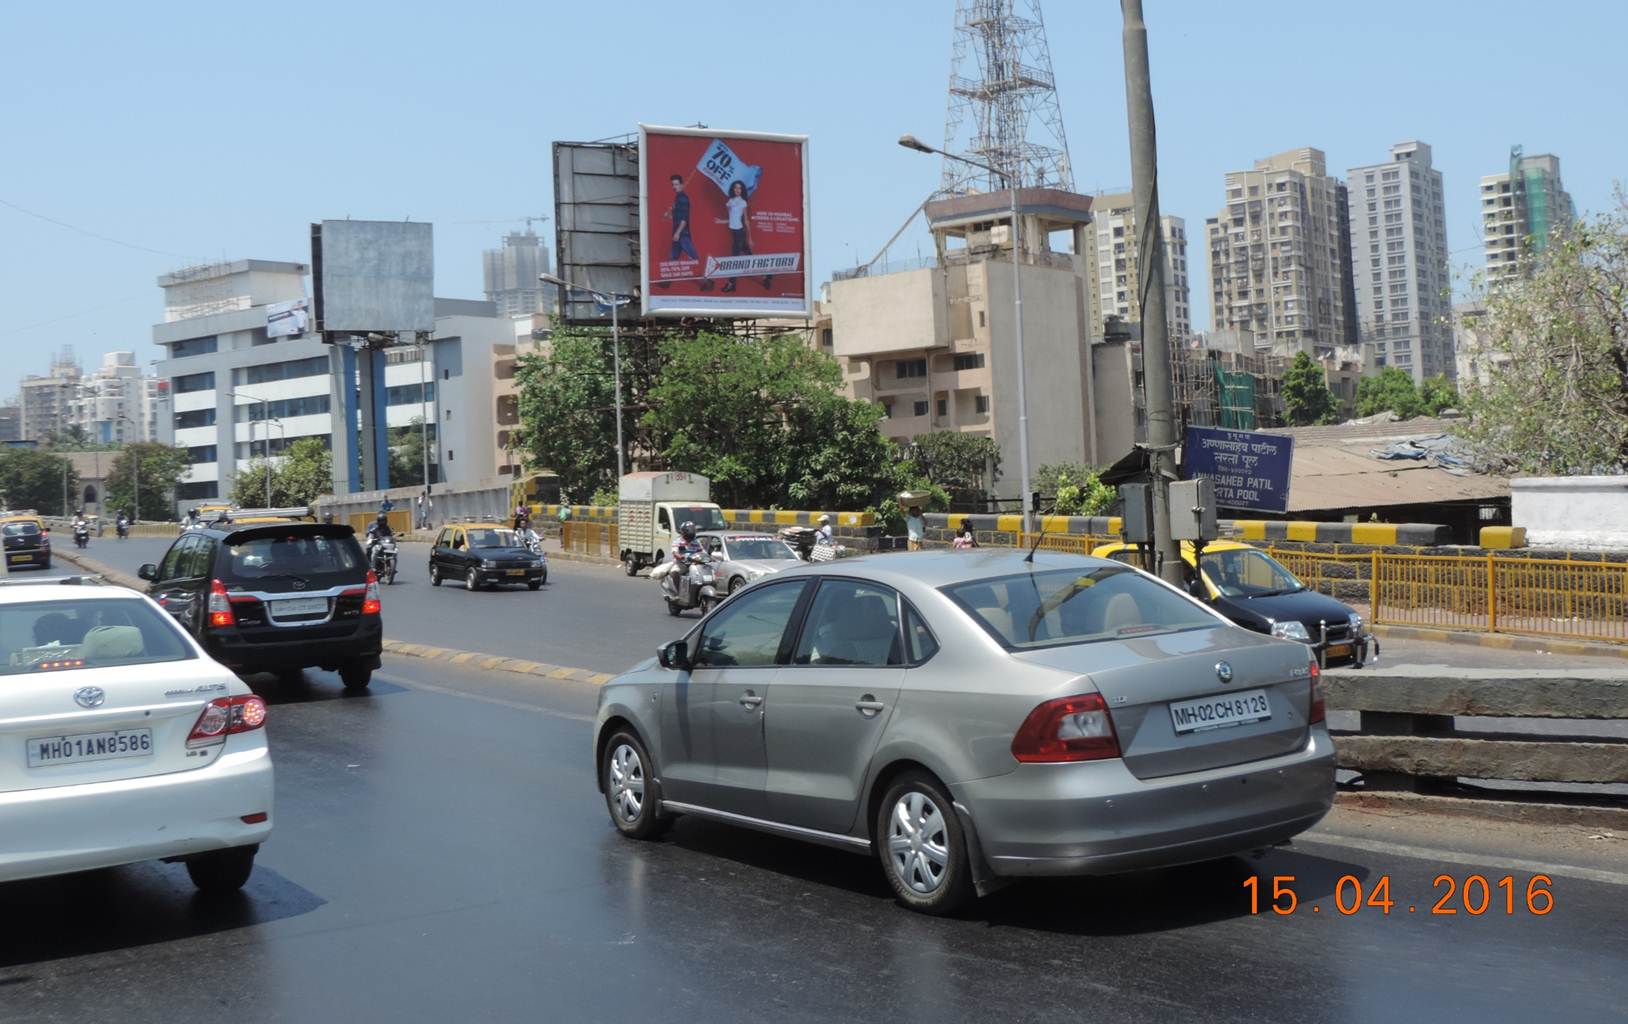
(906, 505), (925, 552)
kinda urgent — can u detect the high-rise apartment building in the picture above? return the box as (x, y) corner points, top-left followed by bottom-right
(1481, 148), (1575, 287)
(0, 403), (19, 442)
(1206, 148), (1358, 359)
(1087, 191), (1191, 345)
(1347, 141), (1452, 382)
(73, 351), (160, 444)
(482, 231), (554, 318)
(17, 348), (81, 442)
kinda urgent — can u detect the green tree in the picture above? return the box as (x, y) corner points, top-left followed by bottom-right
(907, 432), (1001, 505)
(0, 448), (78, 515)
(644, 332), (899, 509)
(1033, 463), (1113, 516)
(1281, 351), (1339, 426)
(1463, 197), (1628, 473)
(1356, 366), (1427, 419)
(230, 439), (332, 507)
(103, 443), (191, 521)
(1418, 375), (1459, 417)
(387, 417), (436, 488)
(514, 327), (632, 500)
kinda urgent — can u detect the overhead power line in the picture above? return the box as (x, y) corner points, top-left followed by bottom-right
(0, 196), (196, 259)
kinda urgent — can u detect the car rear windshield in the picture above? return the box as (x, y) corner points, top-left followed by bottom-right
(2, 598), (194, 675)
(3, 523), (41, 537)
(721, 537), (796, 561)
(943, 566), (1220, 650)
(467, 528), (521, 549)
(223, 533), (364, 582)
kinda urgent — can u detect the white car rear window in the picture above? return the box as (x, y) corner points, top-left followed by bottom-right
(1, 599), (194, 675)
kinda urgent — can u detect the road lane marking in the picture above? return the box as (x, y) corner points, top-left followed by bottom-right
(383, 673), (594, 723)
(1295, 832), (1628, 886)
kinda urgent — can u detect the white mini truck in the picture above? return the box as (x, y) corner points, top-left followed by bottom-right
(0, 576), (273, 894)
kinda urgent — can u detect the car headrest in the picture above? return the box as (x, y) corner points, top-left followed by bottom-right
(82, 625), (143, 660)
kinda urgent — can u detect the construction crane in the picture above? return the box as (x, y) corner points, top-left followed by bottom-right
(452, 215), (550, 232)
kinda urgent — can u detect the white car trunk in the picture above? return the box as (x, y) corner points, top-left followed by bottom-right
(0, 658), (234, 794)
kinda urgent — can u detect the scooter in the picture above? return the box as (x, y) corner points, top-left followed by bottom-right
(73, 522), (89, 549)
(657, 551), (721, 617)
(115, 517), (129, 540)
(370, 536), (399, 585)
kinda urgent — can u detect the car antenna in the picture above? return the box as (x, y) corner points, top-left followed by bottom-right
(1022, 500), (1062, 565)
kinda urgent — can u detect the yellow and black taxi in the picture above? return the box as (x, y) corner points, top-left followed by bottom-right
(1092, 539), (1377, 668)
(2, 511), (50, 572)
(428, 523), (547, 592)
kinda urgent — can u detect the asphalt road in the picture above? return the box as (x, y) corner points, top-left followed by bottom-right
(1, 654), (1624, 1023)
(40, 536), (681, 675)
(43, 536), (1628, 677)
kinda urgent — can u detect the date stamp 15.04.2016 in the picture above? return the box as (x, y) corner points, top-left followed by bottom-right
(1245, 874), (1555, 917)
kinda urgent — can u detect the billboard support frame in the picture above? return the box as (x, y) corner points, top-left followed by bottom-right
(638, 123), (812, 320)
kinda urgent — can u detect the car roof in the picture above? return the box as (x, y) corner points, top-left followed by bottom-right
(700, 531), (780, 541)
(0, 580), (146, 606)
(767, 550), (1130, 591)
(457, 522), (510, 530)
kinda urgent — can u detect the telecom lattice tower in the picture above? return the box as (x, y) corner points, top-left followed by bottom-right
(940, 0), (1074, 195)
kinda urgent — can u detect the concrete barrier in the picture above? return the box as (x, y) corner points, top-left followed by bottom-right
(1323, 666), (1628, 819)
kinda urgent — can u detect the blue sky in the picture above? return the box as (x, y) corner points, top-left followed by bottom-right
(2, 0), (1621, 393)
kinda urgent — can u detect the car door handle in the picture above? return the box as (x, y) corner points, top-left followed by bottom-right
(738, 692), (763, 709)
(855, 697), (886, 715)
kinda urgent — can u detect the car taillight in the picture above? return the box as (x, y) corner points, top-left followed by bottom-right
(363, 570), (381, 614)
(1308, 660), (1326, 724)
(207, 578), (235, 628)
(1011, 693), (1121, 763)
(187, 695), (268, 746)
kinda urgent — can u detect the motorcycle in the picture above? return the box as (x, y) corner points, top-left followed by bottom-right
(115, 517), (129, 540)
(370, 535), (399, 585)
(655, 551), (721, 617)
(73, 522), (89, 549)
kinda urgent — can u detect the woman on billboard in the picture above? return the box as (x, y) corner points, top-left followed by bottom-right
(715, 179), (772, 293)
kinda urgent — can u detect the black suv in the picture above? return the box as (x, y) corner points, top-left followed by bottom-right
(139, 520), (382, 689)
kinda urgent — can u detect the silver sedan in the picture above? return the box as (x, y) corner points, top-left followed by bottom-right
(697, 531), (804, 595)
(593, 551), (1335, 914)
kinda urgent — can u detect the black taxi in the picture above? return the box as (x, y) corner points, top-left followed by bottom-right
(428, 523), (547, 591)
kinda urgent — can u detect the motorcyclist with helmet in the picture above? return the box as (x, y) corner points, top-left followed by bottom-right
(365, 511), (395, 571)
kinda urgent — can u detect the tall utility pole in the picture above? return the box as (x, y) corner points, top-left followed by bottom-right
(1121, 0), (1182, 585)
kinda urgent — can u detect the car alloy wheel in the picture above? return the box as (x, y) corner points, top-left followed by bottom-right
(608, 743), (645, 823)
(466, 568), (479, 591)
(888, 790), (951, 895)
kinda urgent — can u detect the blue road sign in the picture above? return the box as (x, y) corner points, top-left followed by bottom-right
(1182, 426), (1294, 514)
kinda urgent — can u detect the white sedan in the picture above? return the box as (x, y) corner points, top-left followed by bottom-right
(0, 577), (273, 894)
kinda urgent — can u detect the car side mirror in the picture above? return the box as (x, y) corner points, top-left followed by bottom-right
(657, 639), (689, 670)
(138, 563), (158, 582)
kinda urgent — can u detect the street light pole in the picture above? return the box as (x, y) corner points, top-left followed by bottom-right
(899, 134), (1033, 533)
(541, 272), (629, 479)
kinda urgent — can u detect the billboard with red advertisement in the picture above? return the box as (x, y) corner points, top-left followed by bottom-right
(639, 124), (811, 318)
